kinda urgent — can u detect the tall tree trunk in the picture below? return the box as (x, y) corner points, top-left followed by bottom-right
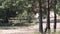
(53, 0), (57, 33)
(47, 0), (50, 34)
(38, 0), (43, 33)
(54, 8), (57, 34)
(44, 0), (50, 34)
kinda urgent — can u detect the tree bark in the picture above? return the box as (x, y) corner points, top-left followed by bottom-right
(38, 0), (43, 33)
(53, 0), (57, 33)
(45, 0), (50, 34)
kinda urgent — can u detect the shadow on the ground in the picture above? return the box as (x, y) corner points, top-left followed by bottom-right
(0, 22), (30, 29)
(0, 18), (60, 27)
(0, 22), (30, 27)
(13, 23), (30, 27)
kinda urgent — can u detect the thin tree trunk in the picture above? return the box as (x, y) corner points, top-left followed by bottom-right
(54, 9), (57, 34)
(53, 0), (57, 34)
(38, 0), (43, 34)
(47, 0), (50, 34)
(44, 0), (50, 34)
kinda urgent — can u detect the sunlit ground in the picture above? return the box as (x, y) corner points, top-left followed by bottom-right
(0, 15), (60, 34)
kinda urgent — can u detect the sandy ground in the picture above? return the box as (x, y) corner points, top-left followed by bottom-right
(0, 17), (60, 34)
(0, 23), (60, 34)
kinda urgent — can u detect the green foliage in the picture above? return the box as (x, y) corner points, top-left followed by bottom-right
(17, 10), (28, 19)
(0, 0), (33, 19)
(56, 0), (60, 16)
(0, 0), (49, 19)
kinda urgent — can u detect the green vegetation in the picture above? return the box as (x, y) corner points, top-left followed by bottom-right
(0, 0), (34, 26)
(0, 0), (60, 34)
(56, 0), (60, 16)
